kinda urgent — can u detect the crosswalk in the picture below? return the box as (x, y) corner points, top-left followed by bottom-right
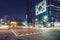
(18, 32), (40, 37)
(10, 29), (41, 37)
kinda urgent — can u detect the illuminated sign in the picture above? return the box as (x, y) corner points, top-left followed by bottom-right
(35, 0), (47, 15)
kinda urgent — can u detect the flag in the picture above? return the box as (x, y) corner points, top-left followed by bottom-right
(35, 0), (47, 15)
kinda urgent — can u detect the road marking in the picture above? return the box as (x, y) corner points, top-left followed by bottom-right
(26, 33), (29, 35)
(10, 29), (18, 37)
(19, 34), (24, 36)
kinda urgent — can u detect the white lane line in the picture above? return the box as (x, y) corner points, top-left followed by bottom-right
(26, 33), (29, 35)
(19, 34), (24, 36)
(10, 29), (18, 37)
(19, 32), (40, 36)
(19, 33), (29, 36)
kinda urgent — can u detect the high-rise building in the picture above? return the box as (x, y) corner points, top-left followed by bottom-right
(4, 16), (11, 23)
(35, 0), (48, 27)
(27, 0), (33, 26)
(35, 0), (60, 27)
(47, 0), (60, 22)
(26, 0), (42, 26)
(26, 0), (60, 27)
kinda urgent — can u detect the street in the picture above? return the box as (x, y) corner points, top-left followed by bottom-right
(0, 28), (60, 40)
(0, 0), (60, 40)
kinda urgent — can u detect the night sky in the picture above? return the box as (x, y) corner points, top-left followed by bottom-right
(0, 0), (26, 19)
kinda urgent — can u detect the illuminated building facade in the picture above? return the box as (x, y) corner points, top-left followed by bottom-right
(35, 0), (60, 27)
(27, 0), (43, 26)
(47, 0), (60, 22)
(26, 0), (60, 27)
(35, 0), (48, 27)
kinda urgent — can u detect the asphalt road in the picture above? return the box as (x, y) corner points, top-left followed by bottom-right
(0, 28), (60, 40)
